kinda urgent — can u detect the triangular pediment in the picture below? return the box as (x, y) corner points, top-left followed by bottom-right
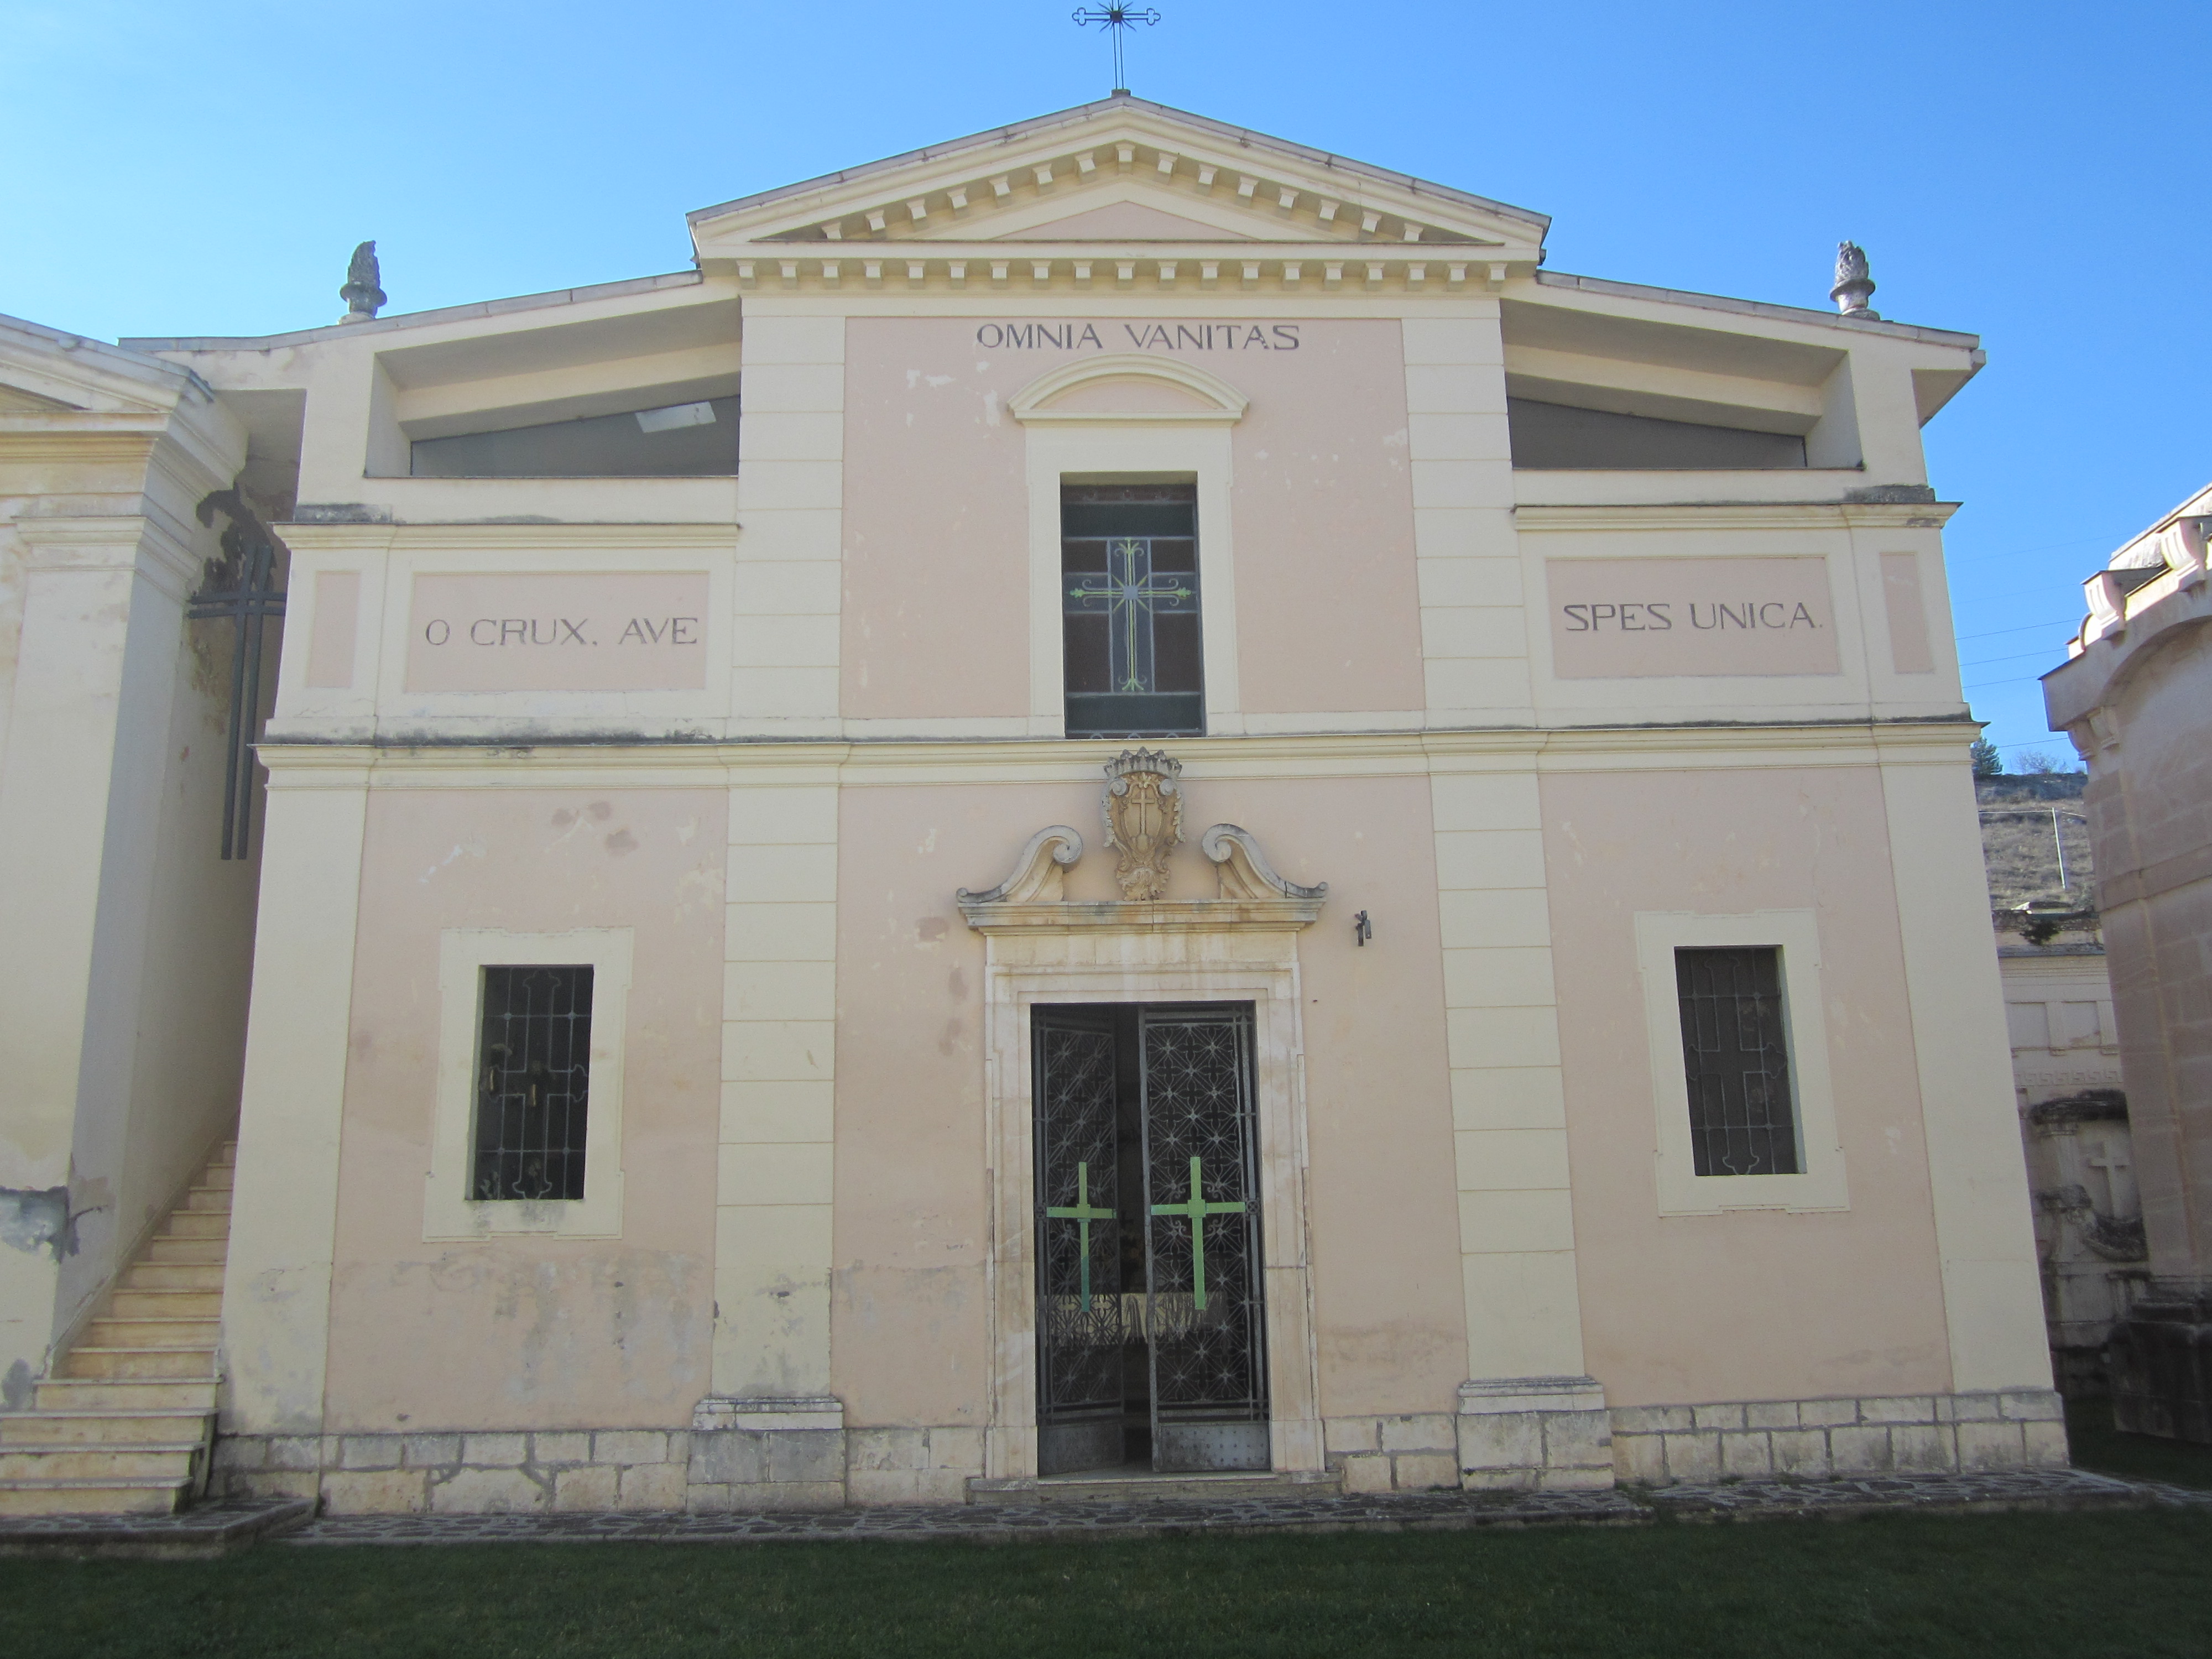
(980, 197), (1253, 242)
(688, 97), (1548, 264)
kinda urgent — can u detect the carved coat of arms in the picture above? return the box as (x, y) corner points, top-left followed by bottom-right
(1102, 749), (1183, 900)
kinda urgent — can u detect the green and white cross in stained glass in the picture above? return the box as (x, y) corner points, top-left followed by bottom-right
(1150, 1155), (1246, 1312)
(1046, 1160), (1115, 1314)
(1067, 538), (1197, 695)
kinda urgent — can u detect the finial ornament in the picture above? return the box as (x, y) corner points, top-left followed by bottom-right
(340, 241), (387, 323)
(1072, 4), (1160, 94)
(1102, 749), (1182, 900)
(1830, 241), (1879, 320)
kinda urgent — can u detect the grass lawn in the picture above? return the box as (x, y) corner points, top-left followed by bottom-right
(2064, 1394), (2212, 1490)
(8, 1509), (2210, 1659)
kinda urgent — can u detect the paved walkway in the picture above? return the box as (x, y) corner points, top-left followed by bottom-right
(4, 1468), (2204, 1556)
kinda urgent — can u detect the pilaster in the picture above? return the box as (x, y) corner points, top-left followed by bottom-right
(1877, 744), (2054, 1392)
(218, 749), (371, 1436)
(709, 765), (842, 1413)
(1402, 311), (1532, 727)
(732, 312), (844, 735)
(1428, 754), (1593, 1470)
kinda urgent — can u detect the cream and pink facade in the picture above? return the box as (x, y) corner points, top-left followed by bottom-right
(4, 98), (2063, 1512)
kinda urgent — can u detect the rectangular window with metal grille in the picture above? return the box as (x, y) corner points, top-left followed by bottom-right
(1673, 946), (1800, 1177)
(473, 965), (593, 1201)
(1062, 482), (1204, 739)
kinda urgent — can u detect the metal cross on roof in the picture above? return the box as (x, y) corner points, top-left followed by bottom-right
(1072, 4), (1160, 93)
(185, 491), (286, 860)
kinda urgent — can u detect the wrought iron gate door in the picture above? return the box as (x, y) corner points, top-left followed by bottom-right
(1034, 1004), (1269, 1477)
(1033, 1010), (1127, 1476)
(1140, 1006), (1269, 1472)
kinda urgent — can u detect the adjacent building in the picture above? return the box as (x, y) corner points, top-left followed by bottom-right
(2046, 483), (2212, 1441)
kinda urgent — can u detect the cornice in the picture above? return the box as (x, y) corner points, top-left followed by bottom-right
(14, 510), (204, 598)
(254, 718), (1982, 787)
(729, 248), (1524, 296)
(959, 898), (1322, 935)
(1515, 500), (1960, 532)
(275, 520), (742, 555)
(0, 424), (163, 465)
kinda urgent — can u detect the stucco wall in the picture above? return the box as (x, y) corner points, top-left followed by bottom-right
(837, 319), (1425, 723)
(321, 786), (725, 1432)
(828, 767), (1463, 1431)
(1540, 764), (1956, 1406)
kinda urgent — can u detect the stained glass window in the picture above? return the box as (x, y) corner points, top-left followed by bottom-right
(1674, 947), (1801, 1176)
(1062, 483), (1203, 738)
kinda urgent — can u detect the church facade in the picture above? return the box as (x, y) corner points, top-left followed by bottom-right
(4, 97), (2063, 1514)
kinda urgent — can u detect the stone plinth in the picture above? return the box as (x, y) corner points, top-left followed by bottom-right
(686, 1396), (847, 1510)
(1456, 1376), (1614, 1491)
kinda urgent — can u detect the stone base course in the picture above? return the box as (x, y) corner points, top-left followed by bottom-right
(1610, 1390), (2069, 1486)
(210, 1392), (2071, 1515)
(213, 1430), (702, 1516)
(1322, 1412), (1459, 1494)
(10, 1469), (2201, 1554)
(267, 1467), (2189, 1546)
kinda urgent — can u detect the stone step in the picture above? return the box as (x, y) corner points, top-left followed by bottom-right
(118, 1262), (226, 1292)
(144, 1238), (226, 1265)
(160, 1212), (228, 1241)
(80, 1317), (219, 1349)
(107, 1288), (222, 1321)
(180, 1187), (233, 1214)
(0, 1410), (213, 1448)
(967, 1469), (1344, 1505)
(32, 1379), (217, 1414)
(56, 1347), (216, 1382)
(0, 1479), (191, 1517)
(0, 1443), (204, 1482)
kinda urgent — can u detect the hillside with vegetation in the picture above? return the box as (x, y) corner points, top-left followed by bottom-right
(1978, 771), (2093, 911)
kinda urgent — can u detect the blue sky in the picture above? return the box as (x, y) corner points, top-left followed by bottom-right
(6, 1), (2204, 763)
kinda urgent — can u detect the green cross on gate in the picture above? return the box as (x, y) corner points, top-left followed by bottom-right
(1045, 1160), (1115, 1314)
(1150, 1155), (1247, 1313)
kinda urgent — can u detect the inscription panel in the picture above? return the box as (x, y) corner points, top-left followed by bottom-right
(405, 572), (709, 693)
(1547, 556), (1840, 679)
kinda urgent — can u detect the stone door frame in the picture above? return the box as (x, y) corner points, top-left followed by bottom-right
(973, 922), (1321, 1480)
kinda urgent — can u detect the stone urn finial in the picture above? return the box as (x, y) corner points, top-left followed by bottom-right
(1830, 241), (1879, 320)
(340, 240), (387, 323)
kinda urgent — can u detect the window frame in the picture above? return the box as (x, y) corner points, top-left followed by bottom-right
(1633, 910), (1847, 1215)
(426, 928), (633, 1239)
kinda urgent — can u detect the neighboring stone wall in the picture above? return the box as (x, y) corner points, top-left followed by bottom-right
(1610, 1390), (2068, 1486)
(212, 1430), (693, 1514)
(1322, 1412), (1460, 1493)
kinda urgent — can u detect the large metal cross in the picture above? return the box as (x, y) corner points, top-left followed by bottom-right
(185, 491), (286, 860)
(1072, 4), (1160, 92)
(1067, 537), (1196, 696)
(1046, 1159), (1116, 1314)
(1150, 1154), (1245, 1313)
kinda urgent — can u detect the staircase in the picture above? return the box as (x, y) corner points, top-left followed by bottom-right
(0, 1139), (233, 1515)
